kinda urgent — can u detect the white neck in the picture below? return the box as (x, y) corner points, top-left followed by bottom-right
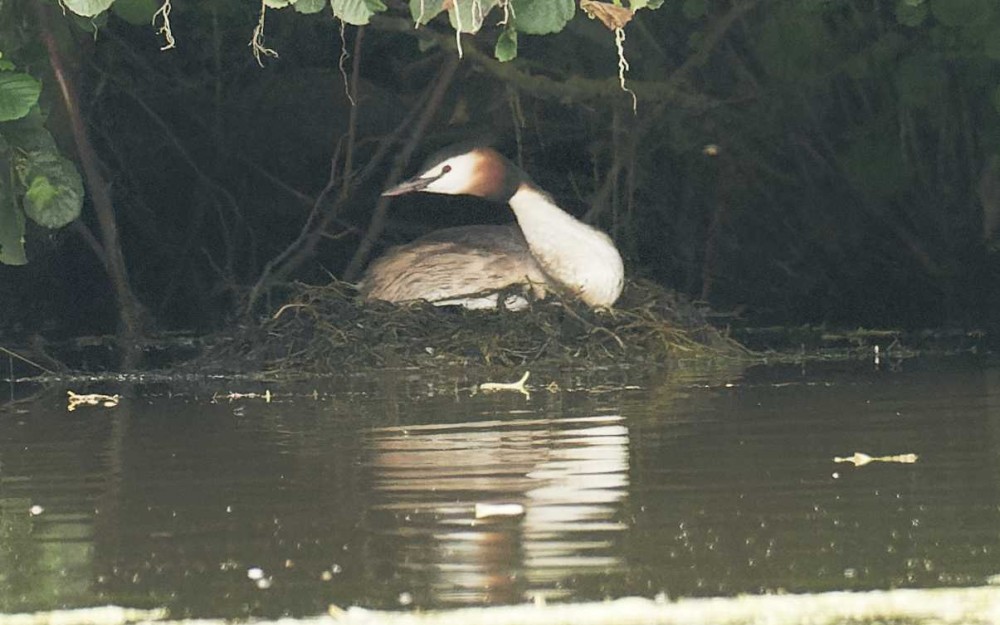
(508, 184), (624, 307)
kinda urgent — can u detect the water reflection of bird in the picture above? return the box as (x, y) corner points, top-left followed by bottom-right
(360, 145), (625, 310)
(367, 414), (630, 604)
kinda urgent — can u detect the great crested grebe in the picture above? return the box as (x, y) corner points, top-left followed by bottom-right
(360, 145), (625, 309)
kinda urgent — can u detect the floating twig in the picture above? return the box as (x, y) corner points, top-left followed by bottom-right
(213, 390), (273, 403)
(479, 371), (530, 397)
(67, 391), (120, 412)
(834, 452), (918, 467)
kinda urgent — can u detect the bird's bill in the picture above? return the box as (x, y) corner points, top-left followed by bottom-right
(382, 176), (434, 197)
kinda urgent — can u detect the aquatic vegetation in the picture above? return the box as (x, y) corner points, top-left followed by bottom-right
(199, 280), (747, 374)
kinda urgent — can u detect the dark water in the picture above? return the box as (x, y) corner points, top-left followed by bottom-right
(2, 357), (1000, 617)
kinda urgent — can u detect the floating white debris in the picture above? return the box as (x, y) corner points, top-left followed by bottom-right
(7, 589), (1000, 625)
(479, 371), (530, 397)
(213, 390), (273, 403)
(66, 391), (120, 412)
(247, 567), (265, 580)
(834, 452), (918, 467)
(0, 606), (167, 625)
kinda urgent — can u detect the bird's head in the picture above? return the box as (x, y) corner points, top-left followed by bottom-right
(382, 145), (523, 202)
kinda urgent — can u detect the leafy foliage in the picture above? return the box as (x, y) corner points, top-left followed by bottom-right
(50, 0), (659, 62)
(0, 72), (40, 122)
(508, 0), (575, 35)
(494, 26), (517, 61)
(18, 152), (84, 229)
(293, 0), (327, 14)
(0, 53), (83, 265)
(62, 0), (114, 18)
(7, 0), (1000, 331)
(330, 0), (387, 25)
(110, 0), (161, 24)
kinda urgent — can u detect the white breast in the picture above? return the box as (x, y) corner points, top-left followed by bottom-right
(508, 185), (624, 307)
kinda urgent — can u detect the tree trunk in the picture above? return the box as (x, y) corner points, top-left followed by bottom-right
(35, 1), (146, 350)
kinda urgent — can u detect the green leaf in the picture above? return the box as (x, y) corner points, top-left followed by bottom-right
(1, 111), (59, 152)
(0, 73), (41, 123)
(16, 152), (83, 229)
(0, 60), (14, 71)
(0, 186), (27, 266)
(264, 0), (293, 8)
(682, 0), (707, 19)
(62, 0), (114, 18)
(410, 0), (445, 25)
(69, 11), (109, 34)
(111, 0), (160, 24)
(510, 0), (574, 35)
(331, 0), (386, 24)
(447, 0), (498, 34)
(495, 27), (517, 62)
(294, 0), (328, 14)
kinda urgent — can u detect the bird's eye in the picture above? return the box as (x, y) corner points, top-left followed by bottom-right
(441, 165), (452, 174)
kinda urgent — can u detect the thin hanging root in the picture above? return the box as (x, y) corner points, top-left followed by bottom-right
(337, 19), (356, 106)
(471, 0), (486, 31)
(615, 27), (637, 113)
(445, 0), (490, 56)
(497, 0), (514, 25)
(579, 1), (637, 112)
(153, 0), (175, 50)
(453, 0), (464, 58)
(249, 0), (279, 67)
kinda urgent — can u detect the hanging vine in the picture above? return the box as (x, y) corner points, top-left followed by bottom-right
(152, 0), (175, 50)
(581, 0), (639, 111)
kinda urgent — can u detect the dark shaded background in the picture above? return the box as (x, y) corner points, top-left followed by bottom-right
(4, 0), (1000, 338)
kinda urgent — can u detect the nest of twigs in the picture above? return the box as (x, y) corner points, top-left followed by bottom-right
(198, 280), (748, 374)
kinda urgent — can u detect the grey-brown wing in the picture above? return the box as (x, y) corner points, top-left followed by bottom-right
(360, 225), (548, 303)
